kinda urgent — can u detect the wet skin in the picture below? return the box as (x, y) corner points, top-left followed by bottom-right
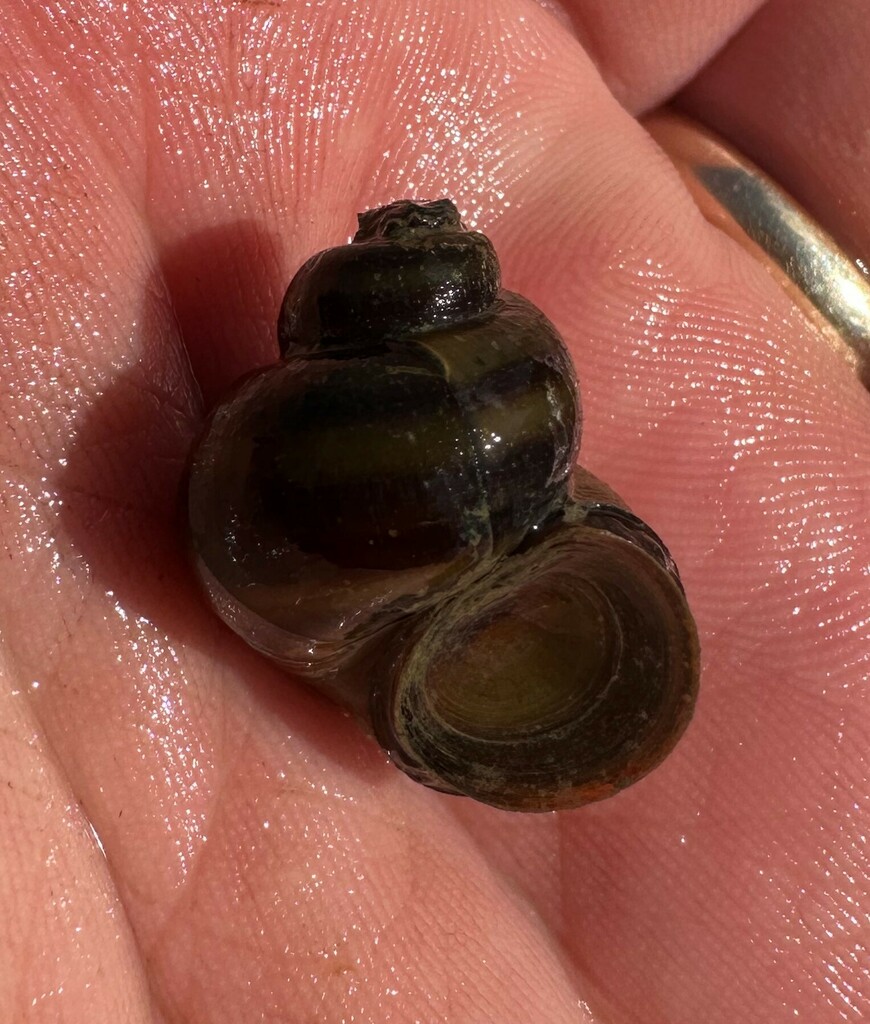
(1, 1), (869, 1021)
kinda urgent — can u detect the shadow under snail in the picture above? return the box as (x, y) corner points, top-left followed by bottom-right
(187, 198), (700, 812)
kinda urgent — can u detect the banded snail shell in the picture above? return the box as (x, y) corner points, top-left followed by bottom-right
(187, 198), (700, 811)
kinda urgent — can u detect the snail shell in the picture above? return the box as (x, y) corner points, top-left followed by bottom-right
(187, 198), (699, 812)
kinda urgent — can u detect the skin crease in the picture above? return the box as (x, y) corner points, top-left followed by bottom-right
(0, 0), (869, 1021)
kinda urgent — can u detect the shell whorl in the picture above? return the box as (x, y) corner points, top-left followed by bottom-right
(278, 199), (501, 356)
(186, 198), (700, 812)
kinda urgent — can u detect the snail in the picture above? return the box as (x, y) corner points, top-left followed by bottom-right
(187, 198), (700, 812)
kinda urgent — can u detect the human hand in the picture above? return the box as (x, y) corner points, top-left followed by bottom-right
(2, 2), (868, 1021)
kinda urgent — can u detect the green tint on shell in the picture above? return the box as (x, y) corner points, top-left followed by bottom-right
(187, 198), (700, 811)
(372, 490), (699, 811)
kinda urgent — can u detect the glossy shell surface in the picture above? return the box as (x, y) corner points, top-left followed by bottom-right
(187, 198), (700, 810)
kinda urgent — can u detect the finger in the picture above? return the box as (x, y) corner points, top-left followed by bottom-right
(677, 0), (870, 259)
(3, 3), (870, 1024)
(554, 0), (765, 112)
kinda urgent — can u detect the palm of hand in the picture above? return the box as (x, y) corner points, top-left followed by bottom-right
(2, 2), (869, 1021)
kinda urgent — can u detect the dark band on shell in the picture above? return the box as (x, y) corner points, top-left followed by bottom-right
(187, 198), (700, 812)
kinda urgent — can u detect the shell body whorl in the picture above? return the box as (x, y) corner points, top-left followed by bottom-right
(187, 198), (700, 811)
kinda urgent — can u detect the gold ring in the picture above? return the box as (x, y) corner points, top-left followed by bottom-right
(646, 111), (870, 389)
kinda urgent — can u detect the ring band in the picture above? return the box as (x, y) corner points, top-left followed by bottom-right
(646, 111), (870, 389)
